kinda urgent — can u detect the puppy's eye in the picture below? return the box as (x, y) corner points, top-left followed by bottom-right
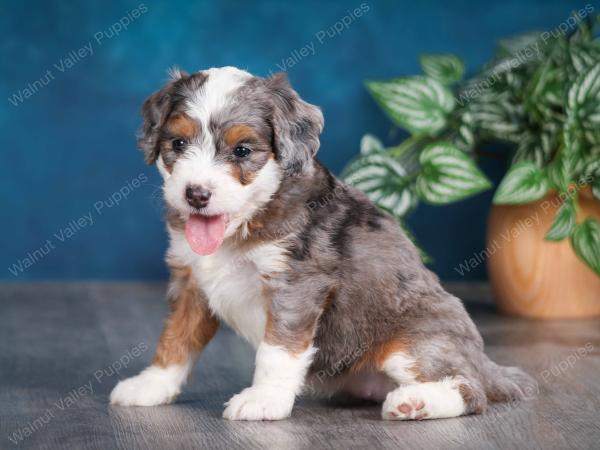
(233, 146), (251, 158)
(172, 139), (187, 152)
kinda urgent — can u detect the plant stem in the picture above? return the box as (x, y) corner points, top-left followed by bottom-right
(388, 135), (424, 158)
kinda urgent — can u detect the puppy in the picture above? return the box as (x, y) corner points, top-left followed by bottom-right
(110, 66), (533, 420)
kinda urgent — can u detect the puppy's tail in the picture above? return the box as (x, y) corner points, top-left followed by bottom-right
(482, 358), (537, 404)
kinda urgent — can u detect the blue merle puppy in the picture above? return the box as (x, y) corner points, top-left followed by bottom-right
(110, 66), (533, 421)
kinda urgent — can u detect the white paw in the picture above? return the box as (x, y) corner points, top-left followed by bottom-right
(223, 386), (295, 421)
(381, 379), (466, 420)
(382, 391), (429, 420)
(110, 367), (182, 406)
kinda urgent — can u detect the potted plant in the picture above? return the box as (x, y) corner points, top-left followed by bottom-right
(342, 14), (600, 319)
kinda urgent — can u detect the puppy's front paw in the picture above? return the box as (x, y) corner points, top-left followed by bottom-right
(110, 367), (181, 406)
(223, 386), (295, 421)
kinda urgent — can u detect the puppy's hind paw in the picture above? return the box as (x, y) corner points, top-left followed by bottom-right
(381, 379), (467, 420)
(382, 396), (428, 420)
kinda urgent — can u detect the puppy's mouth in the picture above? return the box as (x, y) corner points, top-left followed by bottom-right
(184, 214), (229, 256)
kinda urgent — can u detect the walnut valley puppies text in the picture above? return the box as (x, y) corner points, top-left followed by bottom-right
(7, 342), (148, 446)
(271, 2), (370, 73)
(457, 3), (594, 106)
(7, 3), (148, 107)
(7, 173), (148, 277)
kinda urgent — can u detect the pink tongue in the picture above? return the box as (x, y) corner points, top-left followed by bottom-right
(185, 214), (227, 255)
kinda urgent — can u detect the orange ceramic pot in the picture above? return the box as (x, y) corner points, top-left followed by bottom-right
(487, 187), (600, 319)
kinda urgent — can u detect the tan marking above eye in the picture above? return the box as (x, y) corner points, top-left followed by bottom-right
(165, 113), (199, 139)
(223, 124), (258, 146)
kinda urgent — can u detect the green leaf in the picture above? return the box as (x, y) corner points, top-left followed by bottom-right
(342, 153), (417, 218)
(360, 134), (384, 155)
(447, 120), (476, 153)
(571, 15), (594, 43)
(493, 162), (550, 204)
(496, 32), (543, 59)
(419, 54), (465, 85)
(548, 159), (572, 196)
(583, 129), (600, 146)
(366, 76), (455, 135)
(387, 136), (423, 173)
(511, 132), (554, 168)
(567, 62), (600, 132)
(568, 42), (600, 75)
(465, 97), (526, 142)
(524, 60), (566, 122)
(545, 198), (577, 241)
(415, 142), (491, 204)
(593, 178), (600, 201)
(548, 125), (585, 190)
(547, 155), (571, 193)
(571, 218), (600, 276)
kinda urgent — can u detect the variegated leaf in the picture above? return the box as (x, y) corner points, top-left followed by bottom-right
(366, 77), (455, 135)
(567, 62), (600, 132)
(571, 218), (600, 276)
(568, 42), (600, 74)
(419, 54), (465, 85)
(583, 129), (600, 146)
(342, 153), (417, 218)
(545, 198), (576, 241)
(570, 15), (594, 43)
(466, 99), (525, 142)
(447, 121), (476, 153)
(415, 142), (491, 204)
(593, 179), (600, 201)
(493, 162), (550, 204)
(511, 132), (554, 168)
(583, 157), (600, 191)
(525, 60), (566, 121)
(360, 134), (384, 155)
(496, 32), (543, 59)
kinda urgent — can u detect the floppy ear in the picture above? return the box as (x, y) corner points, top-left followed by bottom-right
(138, 89), (171, 164)
(137, 68), (189, 164)
(265, 73), (324, 175)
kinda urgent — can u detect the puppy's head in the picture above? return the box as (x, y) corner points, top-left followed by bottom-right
(139, 66), (324, 255)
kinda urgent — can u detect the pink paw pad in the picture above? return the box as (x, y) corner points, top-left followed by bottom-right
(396, 398), (428, 420)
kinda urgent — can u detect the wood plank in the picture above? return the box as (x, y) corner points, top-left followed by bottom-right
(1, 282), (599, 450)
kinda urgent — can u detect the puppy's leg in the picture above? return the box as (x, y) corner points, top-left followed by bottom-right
(110, 266), (218, 406)
(222, 342), (316, 420)
(379, 351), (486, 420)
(223, 281), (324, 421)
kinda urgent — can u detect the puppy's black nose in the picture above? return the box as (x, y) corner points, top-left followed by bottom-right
(185, 185), (212, 208)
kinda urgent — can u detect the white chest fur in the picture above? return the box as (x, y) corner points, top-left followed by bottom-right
(168, 231), (288, 347)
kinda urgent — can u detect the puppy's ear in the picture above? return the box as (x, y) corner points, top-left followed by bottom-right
(265, 73), (324, 174)
(137, 68), (188, 164)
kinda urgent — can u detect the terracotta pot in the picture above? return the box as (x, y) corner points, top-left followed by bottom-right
(487, 187), (600, 319)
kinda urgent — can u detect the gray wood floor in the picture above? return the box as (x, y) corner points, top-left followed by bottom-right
(1, 282), (599, 450)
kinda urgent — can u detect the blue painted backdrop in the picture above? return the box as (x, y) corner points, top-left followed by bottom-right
(0, 0), (586, 280)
